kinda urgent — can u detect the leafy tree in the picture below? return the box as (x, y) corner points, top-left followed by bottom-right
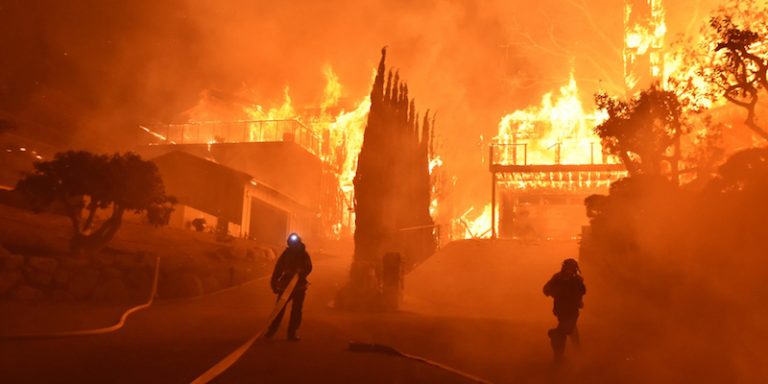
(16, 151), (175, 255)
(594, 85), (685, 179)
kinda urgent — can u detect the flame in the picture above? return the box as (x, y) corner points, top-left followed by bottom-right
(143, 65), (444, 238)
(143, 66), (381, 237)
(321, 65), (342, 113)
(495, 71), (608, 166)
(428, 155), (443, 218)
(429, 156), (443, 174)
(663, 49), (719, 111)
(457, 204), (494, 239)
(242, 87), (298, 142)
(312, 68), (384, 236)
(503, 170), (625, 191)
(456, 72), (620, 239)
(178, 66), (370, 185)
(328, 95), (371, 194)
(242, 87), (296, 120)
(623, 0), (667, 91)
(663, 2), (768, 113)
(429, 197), (439, 218)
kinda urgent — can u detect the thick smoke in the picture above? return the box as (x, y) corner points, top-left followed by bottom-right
(0, 0), (721, 204)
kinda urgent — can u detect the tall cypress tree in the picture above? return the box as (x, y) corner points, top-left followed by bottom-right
(340, 48), (436, 309)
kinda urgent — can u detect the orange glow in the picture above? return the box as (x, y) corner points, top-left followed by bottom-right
(149, 66), (377, 236)
(458, 204), (494, 239)
(428, 156), (443, 218)
(623, 0), (667, 90)
(327, 95), (372, 219)
(495, 72), (609, 166)
(320, 65), (342, 113)
(503, 170), (625, 191)
(454, 72), (623, 239)
(327, 98), (371, 192)
(242, 87), (297, 142)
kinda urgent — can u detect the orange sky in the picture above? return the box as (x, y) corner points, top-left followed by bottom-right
(0, 0), (723, 206)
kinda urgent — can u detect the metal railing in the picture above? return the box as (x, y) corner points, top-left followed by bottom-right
(490, 141), (613, 166)
(143, 119), (322, 156)
(490, 143), (528, 166)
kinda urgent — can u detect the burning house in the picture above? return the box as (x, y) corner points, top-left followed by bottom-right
(468, 0), (677, 240)
(137, 75), (373, 242)
(487, 74), (627, 240)
(138, 119), (340, 242)
(135, 60), (449, 245)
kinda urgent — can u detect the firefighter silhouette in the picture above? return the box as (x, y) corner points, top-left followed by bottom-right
(543, 258), (586, 362)
(265, 233), (312, 341)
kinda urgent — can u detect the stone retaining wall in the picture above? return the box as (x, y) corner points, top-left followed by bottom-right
(0, 245), (273, 303)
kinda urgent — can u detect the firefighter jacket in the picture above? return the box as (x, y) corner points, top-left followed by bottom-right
(543, 271), (586, 316)
(271, 243), (312, 293)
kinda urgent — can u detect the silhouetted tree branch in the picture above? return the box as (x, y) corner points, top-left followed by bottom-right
(710, 15), (768, 140)
(667, 0), (768, 140)
(595, 85), (685, 180)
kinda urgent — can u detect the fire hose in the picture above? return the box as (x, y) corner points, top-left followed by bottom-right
(190, 273), (299, 384)
(190, 273), (491, 384)
(348, 342), (493, 384)
(0, 256), (160, 341)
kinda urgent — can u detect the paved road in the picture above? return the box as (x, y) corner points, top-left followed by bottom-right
(3, 240), (757, 384)
(0, 251), (474, 384)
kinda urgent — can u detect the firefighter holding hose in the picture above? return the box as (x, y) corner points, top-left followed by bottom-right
(264, 233), (312, 341)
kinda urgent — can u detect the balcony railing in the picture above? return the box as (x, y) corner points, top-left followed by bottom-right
(142, 119), (322, 156)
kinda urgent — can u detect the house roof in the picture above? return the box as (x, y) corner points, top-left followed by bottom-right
(152, 150), (251, 223)
(151, 150), (313, 224)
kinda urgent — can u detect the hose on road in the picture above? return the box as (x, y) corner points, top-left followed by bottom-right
(190, 273), (299, 384)
(0, 256), (160, 341)
(348, 341), (493, 384)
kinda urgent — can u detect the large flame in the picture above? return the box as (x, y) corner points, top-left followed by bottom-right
(623, 0), (667, 91)
(458, 72), (616, 240)
(145, 66), (378, 236)
(243, 87), (296, 121)
(457, 204), (494, 239)
(327, 95), (371, 199)
(321, 65), (342, 113)
(495, 72), (608, 166)
(169, 66), (442, 237)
